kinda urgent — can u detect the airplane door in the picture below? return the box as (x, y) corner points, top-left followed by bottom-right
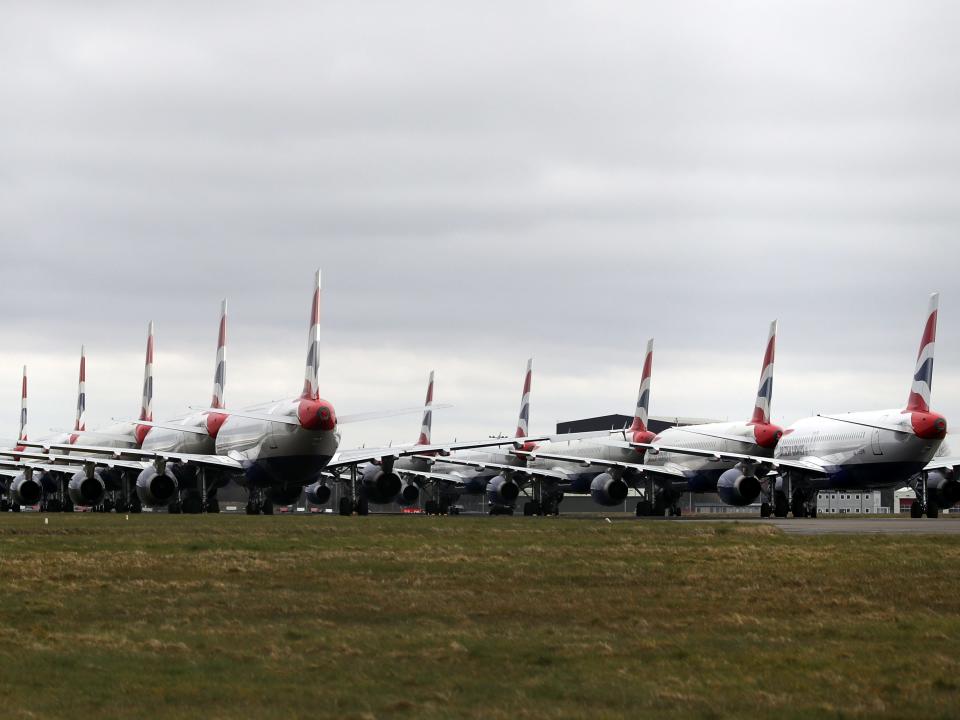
(871, 429), (883, 456)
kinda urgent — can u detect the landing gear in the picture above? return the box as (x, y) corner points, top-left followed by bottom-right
(760, 502), (771, 518)
(261, 498), (274, 515)
(909, 473), (933, 518)
(180, 490), (203, 515)
(773, 491), (789, 518)
(355, 498), (368, 516)
(205, 497), (220, 514)
(338, 497), (353, 516)
(489, 505), (514, 516)
(635, 499), (653, 517)
(792, 489), (806, 518)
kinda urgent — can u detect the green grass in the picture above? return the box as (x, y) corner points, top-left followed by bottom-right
(0, 514), (958, 719)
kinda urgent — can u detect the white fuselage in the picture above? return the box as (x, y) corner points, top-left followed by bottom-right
(774, 410), (943, 490)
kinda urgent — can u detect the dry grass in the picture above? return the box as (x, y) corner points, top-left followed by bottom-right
(0, 514), (958, 719)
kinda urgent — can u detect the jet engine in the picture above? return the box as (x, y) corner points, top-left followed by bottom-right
(590, 472), (629, 506)
(486, 474), (520, 505)
(361, 464), (402, 504)
(927, 470), (960, 509)
(136, 466), (179, 507)
(305, 481), (331, 506)
(397, 479), (420, 507)
(68, 469), (107, 506)
(9, 472), (44, 506)
(717, 468), (761, 507)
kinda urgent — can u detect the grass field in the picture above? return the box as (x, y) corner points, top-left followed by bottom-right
(1, 515), (959, 719)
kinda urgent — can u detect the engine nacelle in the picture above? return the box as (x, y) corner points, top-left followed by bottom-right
(486, 475), (520, 505)
(136, 466), (179, 507)
(590, 472), (629, 506)
(68, 469), (106, 506)
(717, 468), (761, 507)
(9, 472), (44, 506)
(305, 481), (332, 506)
(397, 479), (420, 507)
(927, 470), (960, 509)
(361, 464), (402, 504)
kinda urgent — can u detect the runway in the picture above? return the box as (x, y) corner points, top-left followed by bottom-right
(760, 518), (960, 535)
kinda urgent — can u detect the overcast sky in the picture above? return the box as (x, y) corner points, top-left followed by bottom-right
(1, 1), (959, 446)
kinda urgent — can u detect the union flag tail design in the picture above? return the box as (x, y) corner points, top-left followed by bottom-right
(906, 292), (939, 413)
(75, 346), (86, 432)
(515, 358), (532, 438)
(629, 339), (653, 432)
(211, 299), (227, 409)
(302, 270), (321, 401)
(417, 371), (435, 446)
(750, 321), (777, 425)
(18, 365), (27, 443)
(139, 322), (154, 423)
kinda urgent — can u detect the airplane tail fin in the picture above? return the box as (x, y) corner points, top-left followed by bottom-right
(750, 321), (777, 424)
(301, 270), (321, 401)
(75, 346), (86, 432)
(416, 371), (435, 445)
(211, 299), (227, 409)
(906, 292), (939, 412)
(18, 365), (27, 443)
(629, 339), (654, 432)
(139, 322), (154, 423)
(515, 359), (532, 438)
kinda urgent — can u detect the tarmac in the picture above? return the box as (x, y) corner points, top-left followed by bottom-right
(756, 518), (960, 535)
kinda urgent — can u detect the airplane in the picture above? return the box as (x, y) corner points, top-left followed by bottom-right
(6, 328), (157, 512)
(1, 367), (34, 510)
(634, 293), (952, 518)
(307, 371), (444, 515)
(117, 299), (232, 513)
(398, 358), (632, 516)
(436, 323), (781, 517)
(20, 270), (552, 515)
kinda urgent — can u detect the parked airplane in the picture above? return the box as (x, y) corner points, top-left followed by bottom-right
(636, 294), (953, 518)
(23, 270), (550, 514)
(403, 358), (639, 515)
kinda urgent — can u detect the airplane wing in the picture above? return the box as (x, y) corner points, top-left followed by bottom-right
(629, 442), (828, 475)
(816, 414), (914, 435)
(325, 435), (551, 470)
(924, 457), (960, 472)
(109, 418), (210, 435)
(413, 455), (570, 480)
(13, 441), (241, 469)
(519, 450), (686, 478)
(394, 468), (467, 485)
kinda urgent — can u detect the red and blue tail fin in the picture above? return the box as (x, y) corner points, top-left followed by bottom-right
(75, 346), (86, 432)
(515, 359), (532, 438)
(750, 321), (777, 425)
(416, 371), (435, 445)
(18, 365), (27, 444)
(211, 299), (227, 409)
(139, 322), (154, 423)
(906, 292), (939, 413)
(629, 339), (653, 433)
(301, 270), (321, 401)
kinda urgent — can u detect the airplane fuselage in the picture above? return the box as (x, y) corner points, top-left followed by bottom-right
(775, 410), (945, 490)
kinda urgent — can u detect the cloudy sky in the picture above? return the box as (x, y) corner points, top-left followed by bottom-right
(1, 1), (959, 446)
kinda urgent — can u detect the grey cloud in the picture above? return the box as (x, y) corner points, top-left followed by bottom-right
(1, 0), (959, 439)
